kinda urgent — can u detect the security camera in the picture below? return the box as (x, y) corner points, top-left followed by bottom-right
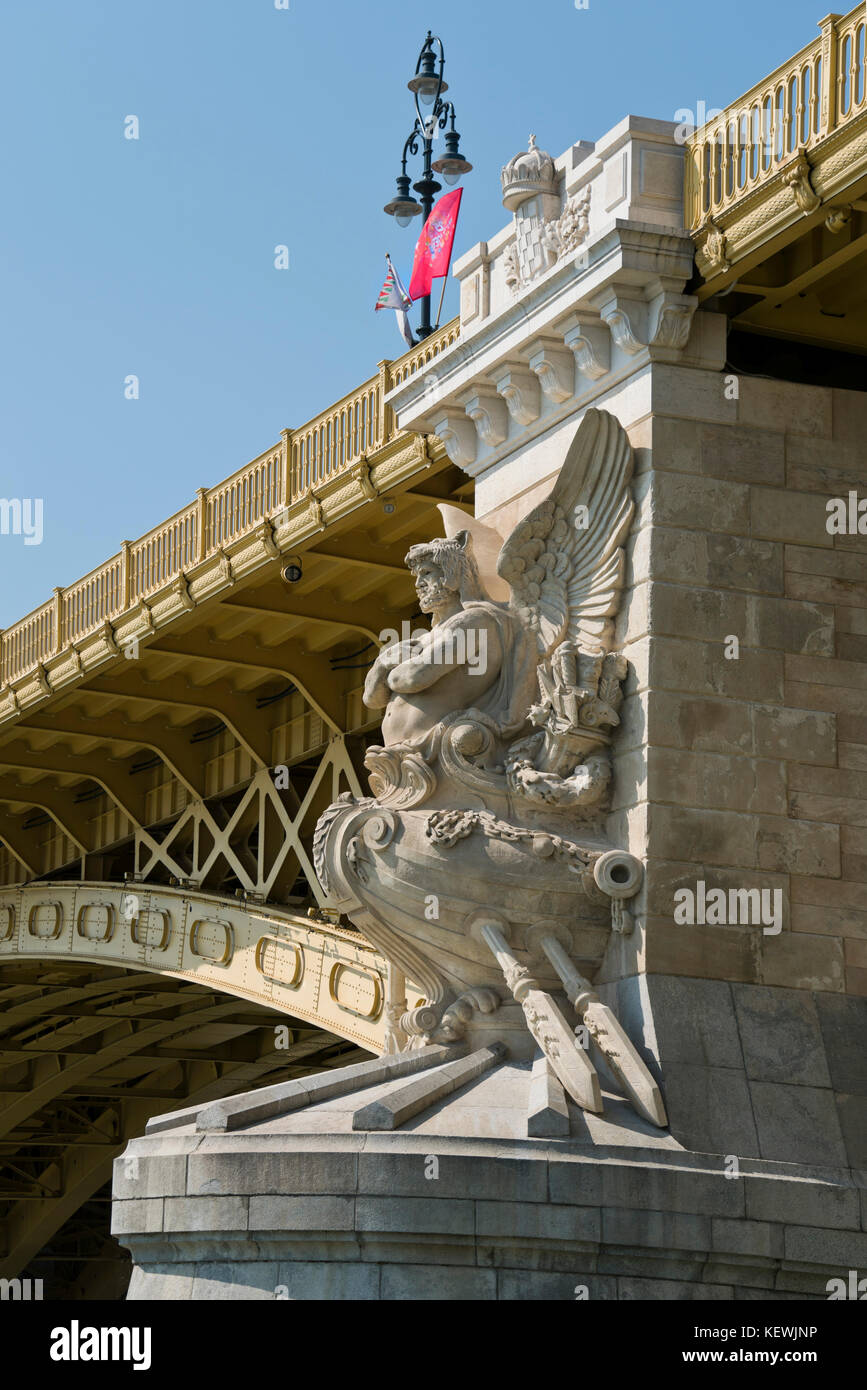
(282, 561), (303, 584)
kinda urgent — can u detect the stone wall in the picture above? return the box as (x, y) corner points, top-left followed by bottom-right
(637, 370), (865, 994)
(475, 332), (867, 1172)
(607, 357), (866, 1168)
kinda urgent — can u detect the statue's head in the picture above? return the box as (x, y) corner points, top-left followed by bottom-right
(405, 530), (487, 614)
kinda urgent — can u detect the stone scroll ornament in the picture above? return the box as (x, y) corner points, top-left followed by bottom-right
(314, 409), (666, 1128)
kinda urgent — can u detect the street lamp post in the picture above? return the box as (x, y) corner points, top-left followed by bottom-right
(383, 32), (472, 342)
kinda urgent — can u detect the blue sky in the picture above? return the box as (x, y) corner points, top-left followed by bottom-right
(0, 0), (825, 625)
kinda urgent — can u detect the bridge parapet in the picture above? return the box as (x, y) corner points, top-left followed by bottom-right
(686, 5), (867, 299)
(0, 320), (460, 698)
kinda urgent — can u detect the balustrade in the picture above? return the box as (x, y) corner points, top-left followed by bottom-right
(685, 6), (866, 228)
(0, 321), (460, 689)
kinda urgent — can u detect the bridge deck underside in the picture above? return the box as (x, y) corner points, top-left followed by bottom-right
(0, 959), (366, 1288)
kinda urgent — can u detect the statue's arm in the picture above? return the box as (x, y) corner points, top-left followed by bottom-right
(388, 617), (500, 694)
(363, 665), (391, 709)
(387, 649), (449, 694)
(363, 641), (418, 709)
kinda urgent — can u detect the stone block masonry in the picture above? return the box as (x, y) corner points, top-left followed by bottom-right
(595, 370), (867, 1169)
(112, 1062), (867, 1302)
(624, 375), (867, 994)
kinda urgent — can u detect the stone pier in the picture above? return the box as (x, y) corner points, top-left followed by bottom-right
(113, 106), (867, 1300)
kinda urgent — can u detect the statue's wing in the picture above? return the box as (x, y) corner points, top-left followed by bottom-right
(496, 409), (634, 656)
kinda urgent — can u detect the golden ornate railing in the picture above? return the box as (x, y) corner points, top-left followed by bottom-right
(685, 6), (867, 230)
(290, 377), (382, 498)
(389, 318), (461, 387)
(0, 319), (460, 688)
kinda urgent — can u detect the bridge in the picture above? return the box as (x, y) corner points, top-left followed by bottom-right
(685, 5), (867, 374)
(3, 0), (866, 1296)
(0, 322), (461, 1291)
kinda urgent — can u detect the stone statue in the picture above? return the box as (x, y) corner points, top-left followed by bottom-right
(362, 531), (536, 750)
(315, 409), (666, 1129)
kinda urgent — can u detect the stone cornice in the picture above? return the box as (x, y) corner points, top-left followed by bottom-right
(388, 220), (706, 479)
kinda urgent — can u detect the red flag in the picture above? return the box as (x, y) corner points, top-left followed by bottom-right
(408, 187), (463, 301)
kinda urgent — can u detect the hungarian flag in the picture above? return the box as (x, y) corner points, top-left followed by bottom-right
(375, 254), (414, 349)
(408, 187), (463, 301)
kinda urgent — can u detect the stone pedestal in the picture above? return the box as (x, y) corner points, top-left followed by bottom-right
(114, 1043), (864, 1301)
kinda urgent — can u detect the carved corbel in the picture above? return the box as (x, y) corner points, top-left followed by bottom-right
(701, 216), (731, 273)
(35, 664), (52, 698)
(351, 457), (378, 500)
(783, 152), (820, 215)
(600, 302), (645, 356)
(494, 367), (541, 426)
(253, 520), (280, 561)
(172, 573), (196, 612)
(648, 292), (698, 351)
(216, 550), (234, 584)
(137, 599), (155, 634)
(305, 494), (324, 531)
(561, 316), (610, 381)
(431, 411), (477, 469)
(101, 620), (121, 657)
(461, 388), (509, 448)
(526, 340), (575, 404)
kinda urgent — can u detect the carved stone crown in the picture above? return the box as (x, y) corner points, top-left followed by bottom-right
(501, 134), (559, 210)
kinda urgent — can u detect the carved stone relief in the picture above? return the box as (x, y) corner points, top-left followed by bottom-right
(315, 409), (667, 1129)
